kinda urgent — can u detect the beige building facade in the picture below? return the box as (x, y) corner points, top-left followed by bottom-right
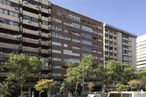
(103, 24), (137, 66)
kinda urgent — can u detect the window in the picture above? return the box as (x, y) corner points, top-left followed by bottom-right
(82, 40), (92, 45)
(0, 18), (18, 26)
(123, 56), (129, 61)
(42, 4), (48, 9)
(52, 25), (62, 32)
(52, 58), (62, 61)
(81, 25), (93, 33)
(72, 46), (80, 50)
(63, 44), (68, 47)
(52, 18), (62, 23)
(64, 58), (80, 63)
(67, 14), (80, 22)
(42, 20), (48, 25)
(52, 41), (62, 46)
(72, 39), (80, 43)
(63, 22), (71, 27)
(71, 23), (80, 29)
(81, 46), (92, 52)
(0, 8), (3, 13)
(81, 33), (92, 39)
(52, 50), (62, 54)
(63, 50), (80, 57)
(23, 15), (38, 23)
(64, 29), (68, 33)
(52, 33), (71, 41)
(72, 32), (80, 36)
(3, 9), (8, 15)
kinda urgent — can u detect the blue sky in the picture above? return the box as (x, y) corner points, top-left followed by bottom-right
(50, 0), (146, 36)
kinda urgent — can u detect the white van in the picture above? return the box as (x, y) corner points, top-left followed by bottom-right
(107, 91), (146, 97)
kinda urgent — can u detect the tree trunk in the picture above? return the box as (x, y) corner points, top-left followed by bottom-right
(47, 90), (51, 97)
(75, 81), (79, 96)
(68, 92), (72, 97)
(39, 92), (41, 97)
(20, 84), (23, 97)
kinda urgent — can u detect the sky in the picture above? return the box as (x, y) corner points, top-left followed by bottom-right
(50, 0), (146, 36)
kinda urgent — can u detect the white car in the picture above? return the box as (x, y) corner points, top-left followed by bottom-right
(87, 92), (100, 97)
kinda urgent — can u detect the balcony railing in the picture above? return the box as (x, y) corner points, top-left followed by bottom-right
(23, 46), (39, 53)
(23, 37), (39, 44)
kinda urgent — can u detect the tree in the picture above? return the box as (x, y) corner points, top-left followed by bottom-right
(88, 82), (95, 93)
(128, 79), (144, 90)
(0, 81), (14, 97)
(35, 79), (55, 97)
(64, 55), (102, 96)
(116, 83), (129, 91)
(105, 60), (125, 90)
(65, 62), (82, 96)
(122, 66), (137, 84)
(6, 54), (44, 97)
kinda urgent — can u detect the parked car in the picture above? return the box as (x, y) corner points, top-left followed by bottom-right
(87, 92), (100, 97)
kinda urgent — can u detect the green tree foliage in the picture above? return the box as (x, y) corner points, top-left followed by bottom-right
(35, 79), (55, 97)
(0, 81), (14, 97)
(128, 79), (144, 90)
(116, 83), (129, 91)
(62, 55), (102, 95)
(5, 54), (44, 97)
(105, 60), (125, 85)
(104, 60), (137, 91)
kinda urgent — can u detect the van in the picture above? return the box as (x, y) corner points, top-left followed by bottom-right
(107, 91), (146, 97)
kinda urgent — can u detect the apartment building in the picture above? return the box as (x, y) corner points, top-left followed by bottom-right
(136, 34), (146, 70)
(103, 24), (137, 66)
(0, 0), (137, 96)
(0, 0), (52, 96)
(51, 4), (104, 81)
(0, 0), (103, 94)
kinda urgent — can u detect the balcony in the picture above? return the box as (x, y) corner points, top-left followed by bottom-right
(42, 41), (48, 46)
(42, 8), (48, 14)
(0, 42), (19, 50)
(123, 42), (129, 46)
(23, 37), (39, 44)
(0, 3), (19, 13)
(23, 20), (39, 27)
(0, 13), (19, 22)
(42, 49), (49, 54)
(0, 32), (17, 41)
(0, 23), (19, 31)
(23, 1), (39, 11)
(42, 25), (48, 30)
(42, 33), (48, 38)
(23, 28), (39, 36)
(23, 46), (39, 53)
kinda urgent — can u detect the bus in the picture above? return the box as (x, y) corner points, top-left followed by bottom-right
(107, 91), (146, 97)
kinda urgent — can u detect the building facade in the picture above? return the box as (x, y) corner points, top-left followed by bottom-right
(0, 0), (137, 96)
(51, 4), (103, 81)
(103, 24), (137, 66)
(136, 34), (146, 70)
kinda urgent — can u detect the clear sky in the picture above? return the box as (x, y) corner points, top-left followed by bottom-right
(50, 0), (146, 36)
